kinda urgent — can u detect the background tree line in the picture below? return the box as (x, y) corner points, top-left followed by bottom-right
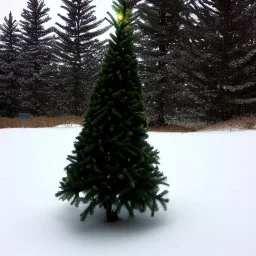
(0, 0), (256, 126)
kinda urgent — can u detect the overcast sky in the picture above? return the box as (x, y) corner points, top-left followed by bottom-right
(0, 0), (113, 29)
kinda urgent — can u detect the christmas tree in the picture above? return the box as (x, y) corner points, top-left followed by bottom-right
(56, 0), (169, 222)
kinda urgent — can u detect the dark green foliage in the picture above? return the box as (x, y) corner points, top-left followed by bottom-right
(182, 0), (256, 122)
(54, 0), (109, 116)
(136, 0), (187, 125)
(56, 0), (169, 222)
(19, 0), (54, 116)
(0, 12), (21, 117)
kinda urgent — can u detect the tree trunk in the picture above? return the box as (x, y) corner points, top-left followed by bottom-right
(103, 200), (120, 222)
(156, 90), (166, 126)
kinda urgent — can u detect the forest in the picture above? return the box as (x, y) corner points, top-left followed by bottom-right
(0, 0), (255, 126)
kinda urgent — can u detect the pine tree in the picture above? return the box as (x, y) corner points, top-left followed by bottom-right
(182, 0), (256, 122)
(0, 12), (21, 117)
(54, 0), (109, 116)
(56, 0), (169, 222)
(19, 0), (54, 116)
(136, 0), (187, 125)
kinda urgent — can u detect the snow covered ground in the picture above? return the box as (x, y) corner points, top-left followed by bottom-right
(55, 124), (82, 128)
(0, 127), (255, 256)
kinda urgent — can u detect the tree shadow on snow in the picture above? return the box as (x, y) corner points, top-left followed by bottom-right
(55, 203), (172, 239)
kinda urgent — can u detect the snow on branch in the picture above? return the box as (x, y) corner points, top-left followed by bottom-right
(229, 48), (256, 68)
(233, 97), (256, 104)
(225, 82), (256, 92)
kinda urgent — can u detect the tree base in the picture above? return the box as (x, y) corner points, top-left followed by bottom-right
(106, 211), (121, 222)
(104, 200), (121, 222)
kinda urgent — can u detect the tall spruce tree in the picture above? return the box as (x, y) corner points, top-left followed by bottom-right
(54, 0), (109, 116)
(56, 0), (169, 222)
(182, 0), (256, 122)
(19, 0), (53, 116)
(136, 0), (187, 125)
(0, 12), (21, 117)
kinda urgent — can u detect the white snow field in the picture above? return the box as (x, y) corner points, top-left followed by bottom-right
(0, 127), (255, 256)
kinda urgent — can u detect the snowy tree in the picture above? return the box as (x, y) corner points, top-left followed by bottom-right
(0, 12), (21, 117)
(19, 0), (54, 116)
(182, 0), (256, 121)
(54, 0), (109, 116)
(56, 0), (169, 222)
(136, 0), (187, 125)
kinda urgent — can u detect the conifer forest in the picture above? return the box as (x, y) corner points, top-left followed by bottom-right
(0, 0), (256, 125)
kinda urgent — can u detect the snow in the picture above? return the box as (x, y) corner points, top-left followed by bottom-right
(0, 127), (256, 256)
(55, 124), (82, 128)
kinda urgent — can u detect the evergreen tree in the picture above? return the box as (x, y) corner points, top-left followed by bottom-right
(56, 0), (169, 222)
(0, 12), (21, 117)
(182, 0), (256, 122)
(19, 0), (53, 116)
(136, 0), (187, 125)
(54, 0), (109, 116)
